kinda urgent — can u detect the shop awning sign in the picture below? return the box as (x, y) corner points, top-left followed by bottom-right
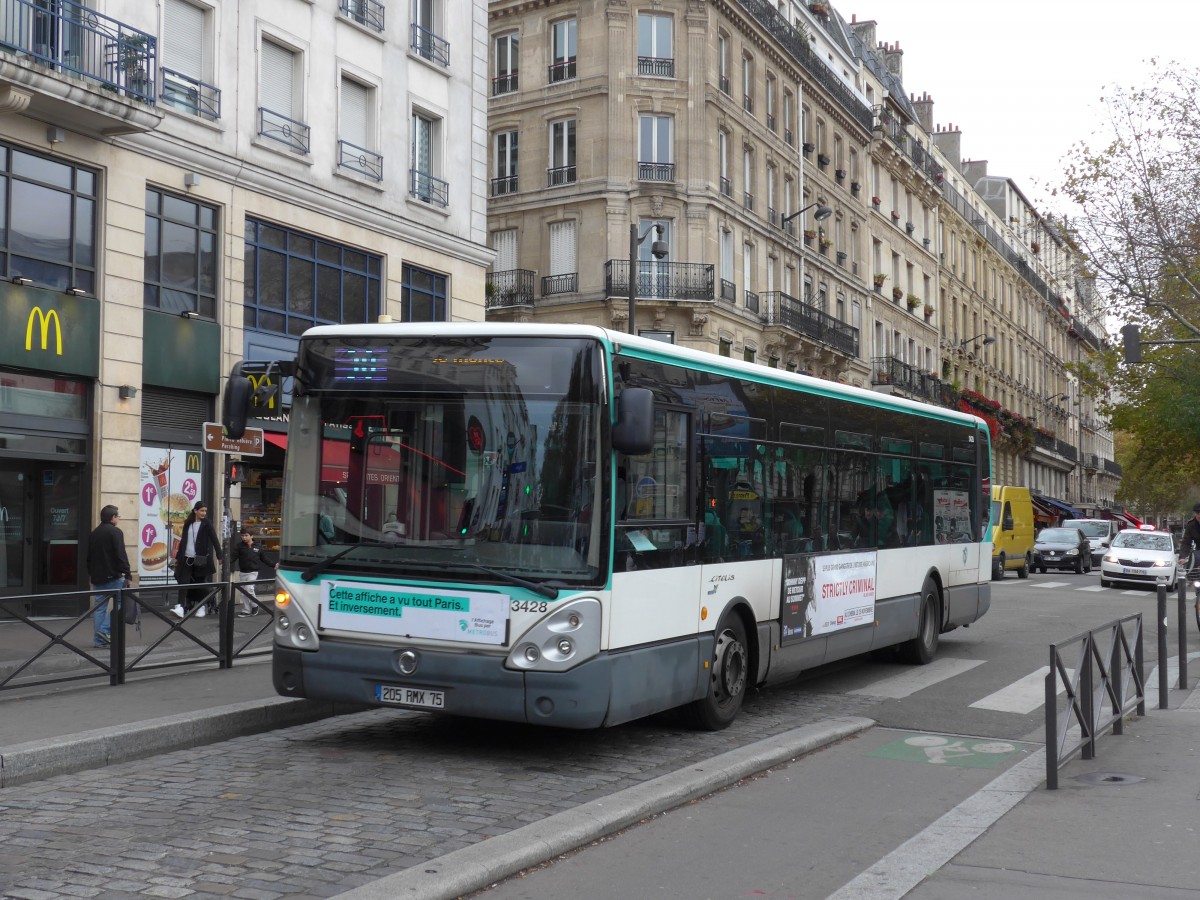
(203, 422), (264, 456)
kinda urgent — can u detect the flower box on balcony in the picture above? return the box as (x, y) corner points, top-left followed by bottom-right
(1030, 241), (1040, 253)
(871, 196), (882, 207)
(803, 229), (817, 240)
(819, 237), (831, 251)
(803, 142), (815, 156)
(850, 181), (861, 194)
(923, 303), (935, 318)
(873, 273), (887, 287)
(906, 294), (922, 310)
(817, 154), (830, 167)
(892, 287), (904, 301)
(905, 221), (915, 235)
(835, 169), (846, 181)
(890, 210), (901, 222)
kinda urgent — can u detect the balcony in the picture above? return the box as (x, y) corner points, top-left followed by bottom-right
(870, 356), (942, 402)
(492, 73), (518, 96)
(637, 56), (674, 77)
(0, 0), (161, 136)
(485, 269), (535, 309)
(719, 176), (732, 197)
(542, 273), (577, 296)
(161, 68), (219, 121)
(719, 74), (730, 95)
(410, 168), (449, 206)
(337, 140), (383, 181)
(490, 174), (518, 196)
(258, 107), (310, 154)
(1104, 458), (1122, 476)
(411, 23), (449, 67)
(548, 58), (576, 83)
(744, 290), (759, 314)
(720, 279), (736, 304)
(547, 165), (576, 187)
(605, 260), (715, 302)
(761, 291), (858, 357)
(638, 161), (675, 182)
(339, 0), (385, 33)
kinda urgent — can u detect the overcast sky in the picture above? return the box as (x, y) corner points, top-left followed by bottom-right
(857, 1), (1199, 216)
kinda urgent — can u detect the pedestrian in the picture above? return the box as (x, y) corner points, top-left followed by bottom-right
(234, 530), (264, 617)
(171, 500), (222, 618)
(85, 504), (132, 647)
(1177, 503), (1200, 570)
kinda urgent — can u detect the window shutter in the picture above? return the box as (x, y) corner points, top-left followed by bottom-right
(492, 230), (517, 272)
(165, 0), (204, 78)
(340, 78), (369, 146)
(260, 41), (294, 118)
(548, 222), (575, 276)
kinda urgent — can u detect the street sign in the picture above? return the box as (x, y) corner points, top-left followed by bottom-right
(203, 422), (264, 456)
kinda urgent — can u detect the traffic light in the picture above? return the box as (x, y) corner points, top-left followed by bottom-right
(222, 363), (254, 439)
(228, 461), (245, 485)
(1120, 324), (1143, 364)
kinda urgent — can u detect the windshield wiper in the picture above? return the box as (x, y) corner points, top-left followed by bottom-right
(301, 540), (391, 582)
(466, 564), (563, 600)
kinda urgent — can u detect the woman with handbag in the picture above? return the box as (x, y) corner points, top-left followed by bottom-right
(171, 500), (222, 618)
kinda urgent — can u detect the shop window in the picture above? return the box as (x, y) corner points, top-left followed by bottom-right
(400, 263), (448, 321)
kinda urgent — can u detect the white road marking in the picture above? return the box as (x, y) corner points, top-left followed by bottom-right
(1076, 585), (1107, 592)
(848, 657), (985, 699)
(1033, 581), (1070, 589)
(969, 666), (1072, 714)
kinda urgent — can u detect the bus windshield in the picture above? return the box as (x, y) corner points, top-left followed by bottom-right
(280, 335), (605, 586)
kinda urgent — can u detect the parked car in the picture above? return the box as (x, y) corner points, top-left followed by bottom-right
(1061, 518), (1121, 566)
(1033, 527), (1092, 574)
(1099, 529), (1178, 590)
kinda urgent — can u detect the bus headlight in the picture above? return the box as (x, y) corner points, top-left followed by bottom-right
(506, 597), (601, 673)
(275, 584), (319, 651)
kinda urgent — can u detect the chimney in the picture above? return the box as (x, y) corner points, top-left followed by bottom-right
(847, 18), (876, 50)
(932, 122), (962, 174)
(911, 92), (934, 133)
(881, 41), (903, 80)
(962, 160), (989, 183)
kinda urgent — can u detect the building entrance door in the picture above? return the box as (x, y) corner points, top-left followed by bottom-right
(0, 461), (85, 615)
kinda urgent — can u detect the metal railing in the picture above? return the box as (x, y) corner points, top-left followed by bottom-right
(761, 291), (859, 357)
(1045, 613), (1143, 789)
(720, 278), (736, 303)
(638, 161), (675, 182)
(492, 72), (518, 95)
(490, 174), (518, 196)
(605, 260), (715, 301)
(258, 107), (310, 153)
(410, 168), (449, 206)
(637, 56), (674, 77)
(541, 272), (577, 296)
(0, 580), (275, 691)
(338, 139), (383, 181)
(160, 67), (220, 120)
(744, 290), (759, 313)
(548, 58), (576, 83)
(411, 23), (449, 66)
(0, 0), (157, 103)
(339, 0), (385, 32)
(547, 164), (576, 186)
(871, 355), (942, 402)
(485, 269), (535, 308)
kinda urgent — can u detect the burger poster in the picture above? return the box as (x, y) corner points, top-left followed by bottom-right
(138, 447), (204, 582)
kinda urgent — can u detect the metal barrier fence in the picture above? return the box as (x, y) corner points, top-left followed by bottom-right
(1044, 612), (1144, 790)
(0, 579), (275, 691)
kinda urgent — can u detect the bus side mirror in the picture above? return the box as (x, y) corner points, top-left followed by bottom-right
(612, 387), (654, 455)
(222, 364), (254, 439)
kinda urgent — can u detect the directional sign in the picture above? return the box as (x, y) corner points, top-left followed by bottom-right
(203, 422), (264, 456)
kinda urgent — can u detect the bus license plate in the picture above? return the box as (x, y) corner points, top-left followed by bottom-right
(376, 684), (445, 710)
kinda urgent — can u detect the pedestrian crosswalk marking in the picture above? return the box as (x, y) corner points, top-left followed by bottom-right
(848, 657), (985, 699)
(1033, 581), (1071, 589)
(968, 665), (1074, 714)
(1076, 585), (1107, 592)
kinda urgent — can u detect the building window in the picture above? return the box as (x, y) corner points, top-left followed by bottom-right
(637, 13), (673, 77)
(144, 189), (218, 317)
(243, 218), (382, 335)
(765, 75), (776, 131)
(338, 77), (382, 181)
(1, 144), (97, 293)
(412, 0), (449, 66)
(339, 0), (384, 32)
(258, 40), (309, 153)
(162, 0), (220, 120)
(741, 53), (753, 113)
(401, 263), (448, 322)
(718, 130), (731, 196)
(638, 114), (673, 181)
(549, 18), (577, 82)
(411, 110), (448, 205)
(494, 32), (519, 95)
(548, 119), (576, 186)
(492, 130), (518, 196)
(545, 221), (577, 295)
(717, 33), (730, 94)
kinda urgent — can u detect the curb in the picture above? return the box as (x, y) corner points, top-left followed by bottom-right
(333, 715), (875, 900)
(0, 697), (366, 787)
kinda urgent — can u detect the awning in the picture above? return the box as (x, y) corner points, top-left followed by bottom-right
(1033, 493), (1083, 520)
(264, 433), (287, 450)
(1111, 511), (1143, 528)
(1030, 496), (1058, 523)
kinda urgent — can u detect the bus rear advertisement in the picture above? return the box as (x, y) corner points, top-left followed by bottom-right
(226, 323), (992, 730)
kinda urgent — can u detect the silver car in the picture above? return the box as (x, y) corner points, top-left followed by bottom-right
(1100, 529), (1178, 590)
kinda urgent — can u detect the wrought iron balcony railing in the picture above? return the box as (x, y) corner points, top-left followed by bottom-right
(605, 261), (715, 302)
(1055, 439), (1078, 463)
(490, 174), (518, 196)
(339, 0), (385, 33)
(719, 176), (732, 197)
(548, 59), (576, 83)
(542, 273), (577, 296)
(547, 165), (576, 187)
(411, 23), (449, 66)
(637, 56), (674, 77)
(744, 290), (759, 313)
(720, 279), (736, 303)
(761, 291), (858, 357)
(410, 169), (449, 206)
(161, 67), (219, 120)
(638, 162), (675, 182)
(485, 269), (535, 309)
(1104, 458), (1122, 476)
(870, 356), (941, 402)
(0, 0), (157, 103)
(492, 73), (518, 95)
(338, 140), (383, 181)
(258, 107), (310, 153)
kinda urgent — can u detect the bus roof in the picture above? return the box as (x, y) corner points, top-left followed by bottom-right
(299, 322), (987, 431)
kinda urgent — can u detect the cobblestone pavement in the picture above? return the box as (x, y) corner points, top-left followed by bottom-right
(0, 684), (877, 899)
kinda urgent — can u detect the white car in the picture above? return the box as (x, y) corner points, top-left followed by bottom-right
(1100, 529), (1178, 590)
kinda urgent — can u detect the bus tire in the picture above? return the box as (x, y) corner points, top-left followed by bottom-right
(992, 554), (1005, 580)
(682, 614), (749, 731)
(900, 580), (940, 665)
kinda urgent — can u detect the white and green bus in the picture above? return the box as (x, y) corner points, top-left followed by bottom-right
(247, 323), (992, 730)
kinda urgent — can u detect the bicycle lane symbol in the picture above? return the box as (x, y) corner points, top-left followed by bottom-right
(868, 733), (1030, 769)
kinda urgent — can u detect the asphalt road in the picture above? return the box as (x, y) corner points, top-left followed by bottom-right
(0, 569), (1175, 899)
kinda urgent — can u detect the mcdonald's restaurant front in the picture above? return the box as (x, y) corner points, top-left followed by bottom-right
(0, 283), (99, 609)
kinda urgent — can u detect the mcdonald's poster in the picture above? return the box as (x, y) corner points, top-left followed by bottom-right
(138, 447), (204, 582)
(0, 283), (100, 377)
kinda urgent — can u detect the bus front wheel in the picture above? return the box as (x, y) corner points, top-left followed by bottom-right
(682, 614), (749, 731)
(900, 580), (940, 665)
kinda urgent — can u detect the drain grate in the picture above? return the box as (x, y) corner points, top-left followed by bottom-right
(1074, 771), (1145, 786)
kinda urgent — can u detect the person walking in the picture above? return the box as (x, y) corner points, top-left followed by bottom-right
(171, 500), (222, 618)
(234, 530), (265, 617)
(1178, 503), (1200, 570)
(85, 505), (132, 647)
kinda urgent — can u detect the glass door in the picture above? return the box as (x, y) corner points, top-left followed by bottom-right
(0, 464), (31, 608)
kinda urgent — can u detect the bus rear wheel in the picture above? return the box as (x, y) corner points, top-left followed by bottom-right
(900, 580), (940, 665)
(682, 614), (748, 731)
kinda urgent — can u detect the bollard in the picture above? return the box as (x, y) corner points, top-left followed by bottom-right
(1178, 579), (1189, 691)
(1157, 584), (1168, 709)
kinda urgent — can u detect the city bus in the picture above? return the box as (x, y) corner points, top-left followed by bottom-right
(233, 323), (992, 730)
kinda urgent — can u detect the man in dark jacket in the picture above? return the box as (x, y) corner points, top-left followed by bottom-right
(1178, 503), (1200, 567)
(234, 530), (268, 617)
(85, 505), (132, 647)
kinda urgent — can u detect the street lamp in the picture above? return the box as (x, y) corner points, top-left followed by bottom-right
(1042, 392), (1068, 404)
(781, 202), (833, 228)
(628, 222), (668, 335)
(958, 332), (996, 351)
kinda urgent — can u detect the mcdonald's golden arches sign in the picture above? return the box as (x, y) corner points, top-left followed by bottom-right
(0, 282), (100, 377)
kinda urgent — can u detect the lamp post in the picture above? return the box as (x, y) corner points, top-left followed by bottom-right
(628, 222), (667, 335)
(780, 202), (833, 230)
(958, 332), (995, 350)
